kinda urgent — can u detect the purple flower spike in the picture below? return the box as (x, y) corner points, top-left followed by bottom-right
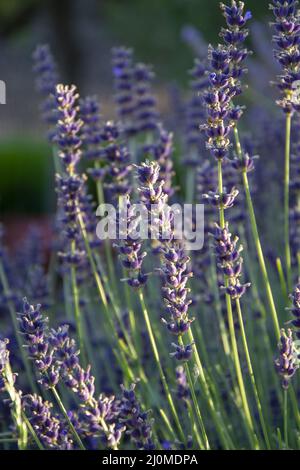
(274, 329), (299, 389)
(32, 44), (60, 140)
(271, 0), (300, 113)
(211, 222), (251, 299)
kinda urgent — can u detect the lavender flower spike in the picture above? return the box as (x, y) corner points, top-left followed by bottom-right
(212, 222), (251, 299)
(23, 394), (73, 449)
(54, 84), (83, 172)
(274, 328), (299, 389)
(18, 298), (60, 389)
(287, 280), (300, 339)
(32, 44), (59, 140)
(270, 0), (300, 113)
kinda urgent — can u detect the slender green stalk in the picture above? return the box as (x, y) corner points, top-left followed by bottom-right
(284, 113), (292, 291)
(22, 412), (44, 450)
(94, 161), (118, 295)
(183, 358), (210, 449)
(242, 170), (281, 339)
(187, 328), (233, 449)
(217, 159), (256, 448)
(234, 128), (280, 339)
(276, 257), (288, 300)
(70, 240), (86, 365)
(235, 299), (271, 449)
(138, 290), (186, 444)
(284, 389), (288, 448)
(0, 261), (37, 393)
(51, 387), (85, 450)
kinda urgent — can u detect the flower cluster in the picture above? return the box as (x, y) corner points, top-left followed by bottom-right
(288, 281), (300, 339)
(274, 329), (299, 389)
(23, 394), (73, 449)
(101, 121), (132, 198)
(119, 383), (154, 450)
(18, 299), (59, 388)
(0, 339), (10, 392)
(49, 325), (124, 447)
(133, 63), (159, 134)
(32, 44), (59, 140)
(136, 162), (194, 360)
(175, 366), (190, 403)
(202, 1), (251, 160)
(203, 186), (239, 209)
(271, 0), (300, 114)
(220, 1), (252, 100)
(112, 47), (136, 136)
(212, 222), (251, 299)
(54, 84), (83, 172)
(79, 96), (103, 161)
(115, 197), (148, 288)
(185, 58), (209, 162)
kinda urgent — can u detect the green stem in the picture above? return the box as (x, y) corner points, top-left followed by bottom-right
(51, 387), (85, 450)
(242, 170), (280, 339)
(234, 128), (280, 339)
(70, 240), (86, 365)
(22, 412), (44, 450)
(284, 389), (288, 448)
(235, 299), (271, 449)
(183, 355), (209, 449)
(138, 290), (186, 444)
(217, 159), (256, 448)
(94, 162), (118, 295)
(284, 113), (292, 291)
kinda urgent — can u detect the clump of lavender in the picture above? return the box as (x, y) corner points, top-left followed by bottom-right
(288, 281), (300, 339)
(119, 383), (154, 450)
(32, 44), (59, 140)
(212, 222), (251, 299)
(49, 325), (124, 448)
(136, 162), (194, 361)
(270, 0), (300, 114)
(275, 329), (299, 389)
(23, 394), (73, 449)
(18, 299), (59, 389)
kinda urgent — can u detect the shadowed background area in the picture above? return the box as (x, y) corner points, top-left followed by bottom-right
(0, 0), (276, 220)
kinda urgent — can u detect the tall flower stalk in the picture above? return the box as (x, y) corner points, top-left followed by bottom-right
(270, 0), (300, 289)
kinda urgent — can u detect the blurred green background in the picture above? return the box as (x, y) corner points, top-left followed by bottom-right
(0, 0), (271, 216)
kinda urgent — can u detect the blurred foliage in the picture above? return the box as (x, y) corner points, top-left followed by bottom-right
(102, 0), (269, 81)
(0, 139), (54, 215)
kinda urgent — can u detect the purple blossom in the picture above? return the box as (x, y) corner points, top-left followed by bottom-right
(212, 223), (251, 299)
(32, 44), (59, 140)
(119, 383), (154, 450)
(271, 0), (300, 113)
(18, 299), (60, 389)
(23, 394), (73, 449)
(274, 328), (299, 389)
